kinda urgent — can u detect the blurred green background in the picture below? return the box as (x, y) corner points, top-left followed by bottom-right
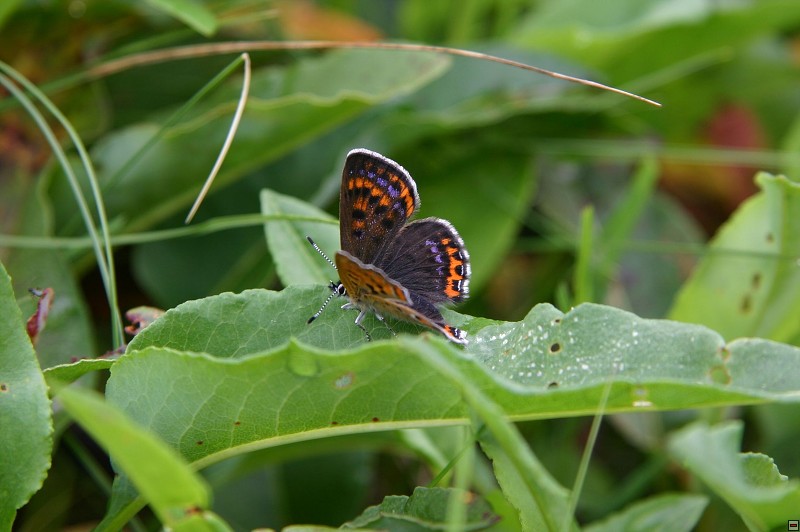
(2, 0), (799, 530)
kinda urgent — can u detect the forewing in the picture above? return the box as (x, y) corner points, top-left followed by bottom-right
(339, 149), (420, 264)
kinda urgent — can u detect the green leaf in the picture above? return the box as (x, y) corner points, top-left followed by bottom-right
(480, 434), (568, 531)
(43, 358), (115, 386)
(108, 287), (800, 523)
(668, 421), (800, 530)
(56, 385), (212, 528)
(511, 0), (800, 83)
(344, 487), (497, 530)
(261, 189), (339, 286)
(670, 174), (800, 343)
(145, 0), (218, 36)
(128, 287), (800, 403)
(584, 493), (708, 532)
(0, 261), (53, 528)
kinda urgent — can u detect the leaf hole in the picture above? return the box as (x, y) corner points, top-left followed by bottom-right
(708, 365), (731, 385)
(549, 342), (561, 354)
(196, 440), (204, 446)
(751, 272), (761, 289)
(740, 294), (752, 314)
(331, 421), (339, 425)
(547, 381), (559, 389)
(371, 417), (380, 422)
(334, 372), (355, 389)
(766, 232), (774, 243)
(234, 421), (241, 426)
(0, 383), (7, 392)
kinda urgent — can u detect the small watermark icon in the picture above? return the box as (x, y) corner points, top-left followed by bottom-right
(788, 519), (799, 531)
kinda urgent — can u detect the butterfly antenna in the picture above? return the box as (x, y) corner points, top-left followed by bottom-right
(307, 282), (341, 324)
(306, 236), (337, 269)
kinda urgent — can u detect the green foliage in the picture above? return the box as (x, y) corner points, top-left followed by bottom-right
(670, 173), (800, 343)
(0, 263), (52, 528)
(2, 0), (800, 530)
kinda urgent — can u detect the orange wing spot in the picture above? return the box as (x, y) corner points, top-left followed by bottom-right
(348, 176), (365, 190)
(444, 286), (460, 298)
(353, 219), (366, 230)
(354, 197), (370, 211)
(449, 257), (464, 278)
(378, 194), (391, 206)
(441, 238), (452, 247)
(444, 254), (465, 298)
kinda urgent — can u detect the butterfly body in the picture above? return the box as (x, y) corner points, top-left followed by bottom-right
(313, 149), (470, 344)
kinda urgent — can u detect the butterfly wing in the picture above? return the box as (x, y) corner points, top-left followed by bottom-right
(336, 250), (467, 345)
(375, 218), (470, 305)
(339, 149), (420, 264)
(335, 250), (411, 305)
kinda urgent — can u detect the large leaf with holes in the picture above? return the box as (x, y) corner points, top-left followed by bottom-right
(98, 286), (800, 522)
(670, 174), (800, 344)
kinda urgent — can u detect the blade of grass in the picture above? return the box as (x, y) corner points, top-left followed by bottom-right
(85, 41), (661, 107)
(564, 378), (614, 530)
(0, 213), (336, 249)
(185, 53), (251, 223)
(596, 157), (660, 299)
(574, 205), (595, 305)
(0, 62), (124, 346)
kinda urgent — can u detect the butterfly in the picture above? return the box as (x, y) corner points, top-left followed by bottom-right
(308, 148), (470, 344)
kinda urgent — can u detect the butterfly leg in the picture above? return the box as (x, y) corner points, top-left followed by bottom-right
(374, 313), (397, 337)
(356, 310), (372, 342)
(349, 306), (373, 342)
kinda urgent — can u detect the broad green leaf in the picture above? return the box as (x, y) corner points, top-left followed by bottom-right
(584, 493), (708, 532)
(0, 261), (53, 528)
(670, 174), (800, 343)
(126, 287), (800, 403)
(511, 0), (800, 83)
(106, 287), (800, 523)
(343, 487), (497, 530)
(56, 385), (212, 528)
(145, 0), (218, 36)
(261, 189), (339, 286)
(106, 286), (800, 524)
(668, 421), (800, 530)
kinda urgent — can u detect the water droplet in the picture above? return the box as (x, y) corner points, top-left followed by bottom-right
(287, 349), (319, 377)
